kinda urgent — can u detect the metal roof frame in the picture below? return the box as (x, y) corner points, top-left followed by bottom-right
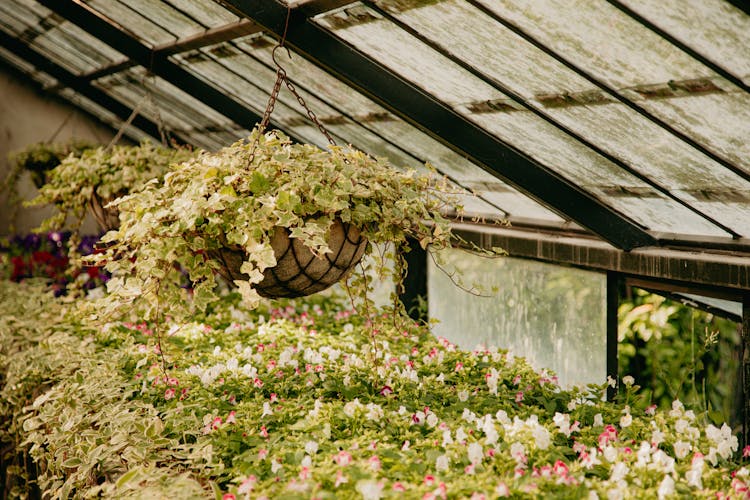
(37, 0), (303, 141)
(219, 0), (657, 251)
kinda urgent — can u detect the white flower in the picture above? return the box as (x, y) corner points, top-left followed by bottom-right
(510, 442), (526, 463)
(622, 375), (635, 386)
(343, 399), (361, 417)
(675, 419), (688, 434)
(355, 480), (383, 500)
(554, 412), (571, 437)
(657, 475), (675, 499)
(271, 461), (283, 474)
(456, 427), (468, 442)
(532, 424), (551, 450)
(442, 429), (454, 447)
(366, 403), (383, 422)
(620, 413), (632, 428)
(301, 455), (312, 468)
(467, 442), (483, 464)
(458, 390), (469, 402)
(305, 441), (319, 455)
(262, 401), (274, 417)
(603, 445), (618, 462)
(426, 412), (438, 428)
(673, 440), (691, 459)
(594, 413), (604, 427)
(651, 429), (665, 446)
(495, 410), (510, 425)
(462, 408), (476, 423)
(436, 454), (450, 472)
(669, 400), (684, 417)
(610, 462), (629, 482)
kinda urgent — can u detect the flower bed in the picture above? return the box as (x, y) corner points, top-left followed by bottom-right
(0, 278), (748, 499)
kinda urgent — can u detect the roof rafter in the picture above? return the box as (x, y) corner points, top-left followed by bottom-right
(219, 0), (657, 251)
(81, 19), (263, 81)
(0, 28), (165, 142)
(38, 0), (299, 141)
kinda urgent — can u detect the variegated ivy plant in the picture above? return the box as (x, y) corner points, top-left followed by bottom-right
(27, 142), (195, 233)
(87, 129), (462, 321)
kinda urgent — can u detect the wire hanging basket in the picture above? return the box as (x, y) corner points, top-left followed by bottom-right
(211, 219), (367, 298)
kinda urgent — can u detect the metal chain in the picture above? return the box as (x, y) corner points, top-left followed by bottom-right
(247, 5), (337, 165)
(283, 76), (336, 146)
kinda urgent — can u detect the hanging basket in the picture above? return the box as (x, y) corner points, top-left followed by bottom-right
(211, 219), (368, 299)
(88, 192), (120, 232)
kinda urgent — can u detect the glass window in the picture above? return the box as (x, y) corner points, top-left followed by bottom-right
(428, 249), (607, 388)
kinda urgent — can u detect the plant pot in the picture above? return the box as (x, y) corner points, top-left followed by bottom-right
(88, 193), (120, 233)
(211, 219), (367, 299)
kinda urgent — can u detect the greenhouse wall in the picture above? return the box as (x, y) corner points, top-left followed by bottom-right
(428, 249), (607, 388)
(0, 65), (109, 234)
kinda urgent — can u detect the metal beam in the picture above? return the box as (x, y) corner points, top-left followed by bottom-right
(606, 271), (620, 401)
(40, 0), (271, 135)
(220, 0), (656, 251)
(0, 29), (164, 142)
(451, 221), (750, 294)
(81, 20), (263, 81)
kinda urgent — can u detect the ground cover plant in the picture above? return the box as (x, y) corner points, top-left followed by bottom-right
(1, 277), (749, 499)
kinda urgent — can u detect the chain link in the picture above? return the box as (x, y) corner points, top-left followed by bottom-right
(247, 6), (338, 166)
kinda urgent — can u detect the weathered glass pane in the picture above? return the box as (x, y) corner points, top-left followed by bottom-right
(85, 0), (176, 46)
(429, 250), (607, 388)
(119, 0), (204, 37)
(165, 0), (239, 27)
(619, 0), (750, 85)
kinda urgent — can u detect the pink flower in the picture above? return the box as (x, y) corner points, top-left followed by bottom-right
(253, 378), (264, 388)
(260, 426), (269, 438)
(368, 455), (381, 471)
(226, 410), (237, 424)
(455, 362), (464, 372)
(495, 483), (510, 497)
(238, 475), (256, 494)
(598, 425), (618, 447)
(167, 377), (179, 386)
(392, 482), (406, 492)
(424, 475), (436, 486)
(380, 385), (393, 396)
(335, 450), (352, 466)
(211, 417), (223, 430)
(334, 470), (347, 487)
(270, 393), (278, 403)
(179, 388), (189, 400)
(464, 463), (475, 475)
(222, 494), (236, 500)
(512, 375), (522, 385)
(164, 388), (176, 400)
(645, 404), (657, 416)
(743, 445), (750, 458)
(299, 466), (311, 480)
(553, 460), (569, 477)
(515, 392), (524, 403)
(258, 449), (268, 460)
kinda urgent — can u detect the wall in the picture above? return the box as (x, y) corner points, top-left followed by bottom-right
(0, 64), (116, 235)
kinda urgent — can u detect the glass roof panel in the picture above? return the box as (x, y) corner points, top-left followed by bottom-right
(315, 6), (730, 238)
(0, 1), (43, 35)
(116, 0), (205, 37)
(163, 0), (239, 28)
(83, 0), (176, 46)
(93, 67), (235, 142)
(30, 21), (127, 75)
(619, 0), (750, 85)
(473, 0), (712, 89)
(314, 5), (504, 106)
(471, 0), (750, 177)
(56, 87), (153, 143)
(0, 45), (58, 88)
(378, 1), (750, 187)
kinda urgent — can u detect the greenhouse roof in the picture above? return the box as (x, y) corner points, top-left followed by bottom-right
(1, 0), (749, 296)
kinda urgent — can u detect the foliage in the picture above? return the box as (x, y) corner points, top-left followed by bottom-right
(618, 289), (741, 426)
(26, 142), (195, 233)
(6, 140), (95, 189)
(88, 129), (463, 321)
(1, 278), (749, 499)
(0, 232), (109, 296)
